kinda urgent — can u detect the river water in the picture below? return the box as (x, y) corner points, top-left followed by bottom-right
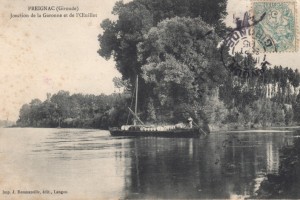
(0, 127), (299, 199)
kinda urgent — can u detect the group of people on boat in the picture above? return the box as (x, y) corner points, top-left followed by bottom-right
(120, 117), (195, 132)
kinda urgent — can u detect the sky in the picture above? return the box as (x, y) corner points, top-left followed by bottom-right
(0, 0), (300, 121)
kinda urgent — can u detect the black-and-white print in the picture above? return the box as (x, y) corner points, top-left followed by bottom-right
(1, 0), (300, 199)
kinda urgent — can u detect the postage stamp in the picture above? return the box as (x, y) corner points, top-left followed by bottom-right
(251, 1), (297, 52)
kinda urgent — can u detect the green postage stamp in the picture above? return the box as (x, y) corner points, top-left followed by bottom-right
(252, 1), (297, 52)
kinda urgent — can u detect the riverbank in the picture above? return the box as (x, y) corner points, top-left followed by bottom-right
(10, 123), (300, 135)
(209, 122), (300, 133)
(251, 136), (300, 199)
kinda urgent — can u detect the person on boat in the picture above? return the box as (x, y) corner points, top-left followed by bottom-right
(187, 117), (193, 129)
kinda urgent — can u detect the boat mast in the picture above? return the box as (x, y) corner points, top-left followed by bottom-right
(134, 75), (138, 125)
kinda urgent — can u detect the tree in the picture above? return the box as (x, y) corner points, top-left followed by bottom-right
(98, 0), (228, 88)
(293, 93), (300, 123)
(202, 92), (228, 125)
(50, 90), (71, 120)
(17, 104), (31, 126)
(138, 17), (228, 121)
(98, 1), (153, 83)
(146, 97), (157, 122)
(98, 0), (229, 122)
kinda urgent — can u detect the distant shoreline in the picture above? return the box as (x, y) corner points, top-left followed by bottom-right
(207, 123), (300, 133)
(7, 124), (300, 134)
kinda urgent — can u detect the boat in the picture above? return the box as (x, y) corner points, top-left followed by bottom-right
(110, 126), (204, 138)
(109, 76), (208, 138)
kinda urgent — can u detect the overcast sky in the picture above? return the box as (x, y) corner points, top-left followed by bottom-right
(1, 0), (299, 121)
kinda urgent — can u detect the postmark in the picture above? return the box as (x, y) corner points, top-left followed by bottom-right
(252, 1), (297, 52)
(220, 11), (272, 78)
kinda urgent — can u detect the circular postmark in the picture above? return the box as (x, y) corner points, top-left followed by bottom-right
(220, 11), (276, 78)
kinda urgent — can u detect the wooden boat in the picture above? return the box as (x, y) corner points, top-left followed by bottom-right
(110, 127), (205, 138)
(109, 76), (208, 138)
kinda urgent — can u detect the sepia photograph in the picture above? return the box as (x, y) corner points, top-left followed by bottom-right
(1, 0), (300, 199)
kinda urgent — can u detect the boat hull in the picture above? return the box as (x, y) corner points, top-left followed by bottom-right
(109, 128), (203, 138)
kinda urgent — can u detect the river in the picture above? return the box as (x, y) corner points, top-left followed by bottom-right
(0, 127), (299, 199)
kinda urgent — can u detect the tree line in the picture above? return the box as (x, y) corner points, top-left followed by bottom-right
(96, 0), (300, 130)
(218, 65), (300, 129)
(17, 0), (300, 129)
(17, 91), (130, 128)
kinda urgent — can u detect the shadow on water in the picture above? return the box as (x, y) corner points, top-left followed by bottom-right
(12, 128), (298, 199)
(118, 131), (295, 199)
(254, 129), (300, 199)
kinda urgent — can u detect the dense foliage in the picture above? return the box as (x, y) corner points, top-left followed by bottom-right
(219, 66), (300, 129)
(18, 0), (300, 129)
(98, 0), (227, 117)
(16, 91), (131, 129)
(138, 17), (227, 123)
(97, 0), (300, 129)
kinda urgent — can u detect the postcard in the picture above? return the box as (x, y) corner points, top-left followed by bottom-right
(1, 0), (300, 199)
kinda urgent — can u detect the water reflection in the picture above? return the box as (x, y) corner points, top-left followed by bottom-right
(0, 128), (298, 199)
(120, 132), (295, 199)
(255, 130), (300, 198)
